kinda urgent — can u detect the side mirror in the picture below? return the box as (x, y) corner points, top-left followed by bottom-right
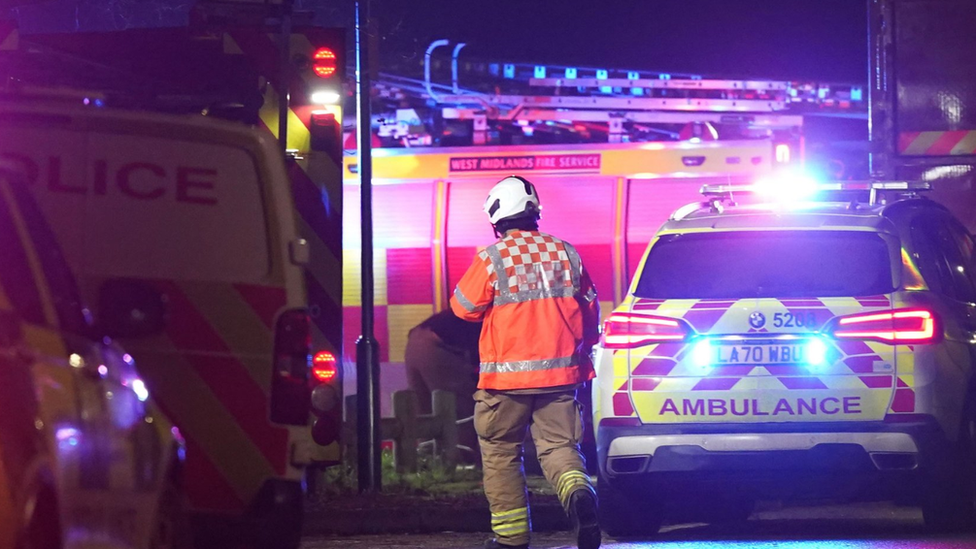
(96, 280), (167, 339)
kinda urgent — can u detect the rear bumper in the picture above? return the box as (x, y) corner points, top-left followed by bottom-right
(597, 417), (951, 500)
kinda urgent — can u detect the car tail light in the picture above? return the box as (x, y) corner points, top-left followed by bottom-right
(311, 351), (338, 383)
(602, 312), (691, 349)
(827, 308), (940, 344)
(270, 309), (312, 425)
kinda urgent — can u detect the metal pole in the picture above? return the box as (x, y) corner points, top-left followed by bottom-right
(451, 42), (467, 94)
(424, 39), (450, 102)
(278, 0), (293, 156)
(355, 0), (381, 493)
(868, 0), (895, 179)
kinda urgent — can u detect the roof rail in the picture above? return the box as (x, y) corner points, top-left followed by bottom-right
(699, 180), (931, 206)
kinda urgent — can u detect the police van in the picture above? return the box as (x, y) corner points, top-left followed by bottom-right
(0, 161), (184, 549)
(0, 101), (343, 548)
(593, 177), (976, 535)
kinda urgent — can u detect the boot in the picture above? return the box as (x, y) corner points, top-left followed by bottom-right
(568, 488), (601, 549)
(483, 538), (528, 549)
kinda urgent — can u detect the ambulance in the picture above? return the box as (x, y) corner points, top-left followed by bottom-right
(593, 177), (976, 535)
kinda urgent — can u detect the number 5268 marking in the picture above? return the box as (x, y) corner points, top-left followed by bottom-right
(773, 312), (816, 328)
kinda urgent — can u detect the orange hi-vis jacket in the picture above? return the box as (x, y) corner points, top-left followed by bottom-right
(450, 230), (601, 391)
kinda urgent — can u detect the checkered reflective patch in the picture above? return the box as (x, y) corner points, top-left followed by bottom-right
(497, 233), (572, 293)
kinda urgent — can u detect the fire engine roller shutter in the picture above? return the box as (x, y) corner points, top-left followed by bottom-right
(342, 182), (434, 365)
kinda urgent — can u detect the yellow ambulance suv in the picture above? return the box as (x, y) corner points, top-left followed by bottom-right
(594, 178), (976, 536)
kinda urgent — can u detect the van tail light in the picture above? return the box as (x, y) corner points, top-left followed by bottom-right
(310, 350), (341, 446)
(311, 351), (338, 383)
(312, 47), (337, 78)
(270, 309), (312, 425)
(827, 308), (940, 345)
(602, 312), (691, 349)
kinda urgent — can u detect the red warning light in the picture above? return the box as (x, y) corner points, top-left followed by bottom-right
(311, 351), (338, 382)
(313, 48), (337, 78)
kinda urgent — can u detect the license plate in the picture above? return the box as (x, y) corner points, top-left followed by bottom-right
(714, 344), (805, 365)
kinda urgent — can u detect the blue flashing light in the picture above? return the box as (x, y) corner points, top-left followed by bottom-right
(804, 338), (829, 371)
(627, 71), (640, 80)
(851, 87), (863, 101)
(534, 65), (546, 79)
(596, 69), (609, 80)
(691, 339), (714, 371)
(565, 67), (577, 79)
(503, 64), (515, 79)
(753, 172), (820, 202)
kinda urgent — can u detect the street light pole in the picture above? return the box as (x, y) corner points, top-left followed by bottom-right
(354, 0), (381, 493)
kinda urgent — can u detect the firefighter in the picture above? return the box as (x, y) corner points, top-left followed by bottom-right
(450, 175), (602, 549)
(404, 309), (483, 464)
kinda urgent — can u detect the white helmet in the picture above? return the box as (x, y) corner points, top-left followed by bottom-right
(483, 175), (542, 225)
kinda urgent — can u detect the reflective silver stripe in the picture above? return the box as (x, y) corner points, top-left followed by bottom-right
(556, 470), (594, 504)
(481, 355), (576, 374)
(491, 507), (530, 537)
(453, 287), (485, 312)
(484, 243), (509, 294)
(492, 507), (528, 520)
(563, 241), (582, 291)
(493, 522), (529, 536)
(493, 286), (577, 306)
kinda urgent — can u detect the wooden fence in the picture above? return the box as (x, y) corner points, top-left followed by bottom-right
(343, 389), (459, 473)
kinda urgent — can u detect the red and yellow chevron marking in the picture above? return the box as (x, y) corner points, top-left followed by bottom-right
(898, 130), (976, 156)
(223, 29), (344, 360)
(112, 278), (290, 511)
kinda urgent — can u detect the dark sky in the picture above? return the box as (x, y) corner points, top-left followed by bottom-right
(373, 0), (868, 83)
(9, 0), (868, 84)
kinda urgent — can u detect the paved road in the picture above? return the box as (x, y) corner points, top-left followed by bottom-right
(301, 503), (976, 548)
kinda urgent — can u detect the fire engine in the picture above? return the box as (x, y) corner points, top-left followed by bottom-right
(340, 48), (867, 413)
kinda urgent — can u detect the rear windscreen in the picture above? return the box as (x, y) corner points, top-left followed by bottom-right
(634, 231), (895, 299)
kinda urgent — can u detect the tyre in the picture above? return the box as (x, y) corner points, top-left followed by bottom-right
(922, 405), (976, 533)
(597, 477), (663, 539)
